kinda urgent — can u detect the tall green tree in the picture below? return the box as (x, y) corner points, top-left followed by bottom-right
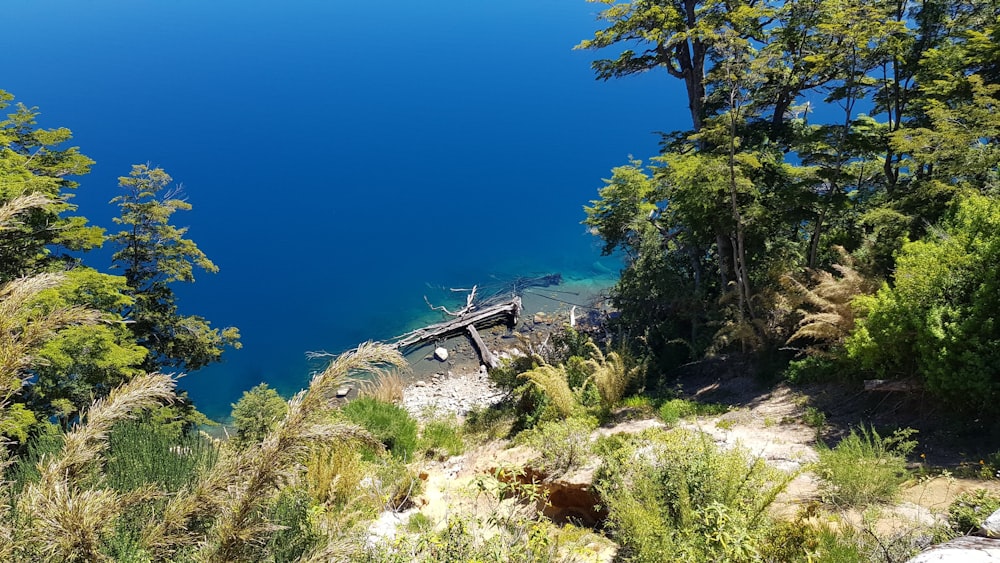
(0, 90), (103, 279)
(110, 164), (240, 372)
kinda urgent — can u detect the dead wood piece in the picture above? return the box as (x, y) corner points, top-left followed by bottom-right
(863, 379), (922, 392)
(392, 296), (521, 351)
(467, 325), (497, 369)
(424, 285), (478, 317)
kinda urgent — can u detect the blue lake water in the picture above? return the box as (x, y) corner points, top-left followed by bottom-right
(4, 0), (687, 419)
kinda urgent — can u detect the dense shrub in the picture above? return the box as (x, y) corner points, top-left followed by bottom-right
(342, 397), (419, 461)
(517, 416), (598, 477)
(595, 428), (792, 562)
(815, 426), (917, 506)
(846, 195), (1000, 413)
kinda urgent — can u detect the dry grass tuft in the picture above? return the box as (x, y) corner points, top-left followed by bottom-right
(360, 372), (405, 404)
(145, 342), (406, 562)
(15, 373), (177, 562)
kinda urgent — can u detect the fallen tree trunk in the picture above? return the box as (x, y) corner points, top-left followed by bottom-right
(467, 325), (497, 369)
(390, 296), (521, 352)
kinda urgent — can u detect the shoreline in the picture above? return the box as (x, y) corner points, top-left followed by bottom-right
(398, 274), (614, 418)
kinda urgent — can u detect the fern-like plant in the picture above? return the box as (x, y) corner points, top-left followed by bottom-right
(520, 364), (579, 419)
(782, 246), (870, 354)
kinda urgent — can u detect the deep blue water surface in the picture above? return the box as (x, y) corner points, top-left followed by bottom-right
(4, 1), (686, 418)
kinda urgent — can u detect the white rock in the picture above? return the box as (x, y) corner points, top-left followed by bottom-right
(434, 347), (449, 361)
(906, 536), (1000, 562)
(982, 508), (1000, 538)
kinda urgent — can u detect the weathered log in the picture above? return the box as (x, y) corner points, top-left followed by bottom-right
(391, 296), (521, 351)
(466, 325), (497, 369)
(864, 379), (922, 392)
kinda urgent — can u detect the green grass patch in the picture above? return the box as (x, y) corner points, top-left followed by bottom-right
(420, 416), (465, 459)
(342, 397), (419, 461)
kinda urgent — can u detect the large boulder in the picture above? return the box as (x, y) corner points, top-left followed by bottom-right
(905, 536), (1000, 562)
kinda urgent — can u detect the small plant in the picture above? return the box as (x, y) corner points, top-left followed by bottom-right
(517, 417), (597, 477)
(715, 418), (736, 431)
(463, 404), (515, 441)
(815, 426), (917, 506)
(803, 406), (826, 430)
(405, 511), (435, 534)
(420, 415), (465, 459)
(948, 488), (1000, 535)
(658, 398), (697, 424)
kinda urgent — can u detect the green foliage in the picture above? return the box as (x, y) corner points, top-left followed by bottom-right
(658, 398), (729, 425)
(847, 195), (1000, 412)
(266, 487), (322, 562)
(25, 268), (147, 422)
(595, 428), (792, 563)
(0, 90), (102, 279)
(658, 398), (698, 424)
(342, 397), (419, 461)
(419, 415), (464, 459)
(105, 421), (218, 493)
(229, 383), (288, 449)
(815, 426), (917, 506)
(583, 159), (658, 256)
(784, 354), (854, 384)
(517, 416), (597, 477)
(110, 164), (240, 371)
(803, 407), (827, 430)
(948, 489), (1000, 536)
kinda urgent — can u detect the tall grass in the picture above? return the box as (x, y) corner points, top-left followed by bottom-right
(143, 343), (405, 562)
(815, 426), (917, 506)
(105, 421), (218, 492)
(342, 396), (419, 460)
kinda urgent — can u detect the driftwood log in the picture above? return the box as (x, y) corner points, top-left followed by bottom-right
(863, 379), (922, 392)
(467, 325), (497, 369)
(389, 297), (521, 367)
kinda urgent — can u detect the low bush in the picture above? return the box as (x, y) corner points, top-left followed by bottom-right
(517, 416), (598, 477)
(342, 397), (419, 461)
(948, 489), (1000, 536)
(658, 398), (697, 424)
(815, 426), (917, 506)
(595, 428), (793, 562)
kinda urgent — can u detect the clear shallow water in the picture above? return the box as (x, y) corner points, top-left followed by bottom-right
(4, 1), (686, 419)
